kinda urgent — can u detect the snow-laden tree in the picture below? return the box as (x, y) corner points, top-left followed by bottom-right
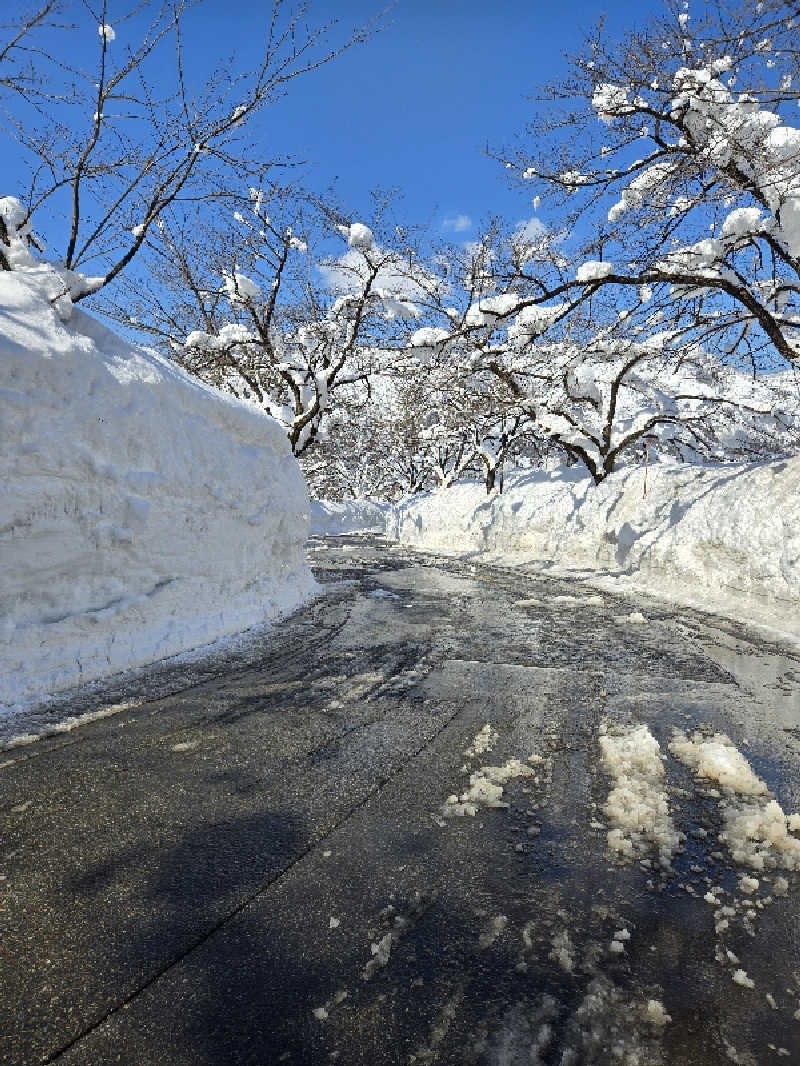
(0, 0), (377, 308)
(121, 196), (439, 457)
(395, 223), (800, 484)
(500, 0), (800, 372)
(511, 333), (799, 483)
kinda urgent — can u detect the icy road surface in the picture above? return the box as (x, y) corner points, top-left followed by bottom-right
(1, 535), (799, 1065)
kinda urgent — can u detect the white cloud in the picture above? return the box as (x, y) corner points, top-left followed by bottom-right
(443, 214), (473, 233)
(513, 216), (547, 245)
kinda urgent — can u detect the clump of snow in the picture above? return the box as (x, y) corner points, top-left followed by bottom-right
(507, 302), (569, 345)
(310, 498), (388, 536)
(464, 292), (522, 327)
(0, 197), (103, 318)
(362, 892), (426, 980)
(592, 83), (632, 123)
(773, 875), (789, 897)
(644, 999), (671, 1027)
(222, 270), (262, 306)
(576, 260), (615, 282)
(0, 271), (315, 713)
(550, 928), (575, 972)
(409, 326), (451, 348)
(669, 733), (767, 796)
(387, 463), (800, 644)
(599, 722), (681, 868)
(732, 969), (755, 989)
(344, 222), (374, 251)
(721, 206), (764, 240)
(670, 731), (800, 871)
(464, 723), (499, 758)
(442, 757), (539, 817)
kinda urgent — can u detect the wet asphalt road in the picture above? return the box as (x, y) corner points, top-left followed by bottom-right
(1, 534), (799, 1065)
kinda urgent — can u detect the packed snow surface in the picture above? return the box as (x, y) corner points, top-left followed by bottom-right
(387, 463), (800, 642)
(310, 498), (389, 536)
(0, 270), (316, 713)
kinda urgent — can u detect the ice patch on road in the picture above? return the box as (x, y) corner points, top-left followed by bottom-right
(2, 700), (141, 749)
(599, 722), (681, 869)
(478, 914), (508, 949)
(368, 588), (399, 600)
(409, 988), (464, 1065)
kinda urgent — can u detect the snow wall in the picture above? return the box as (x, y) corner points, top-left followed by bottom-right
(310, 498), (389, 535)
(387, 462), (800, 639)
(0, 271), (317, 712)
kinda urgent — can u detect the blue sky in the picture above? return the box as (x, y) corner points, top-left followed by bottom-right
(214, 0), (666, 236)
(3, 0), (668, 247)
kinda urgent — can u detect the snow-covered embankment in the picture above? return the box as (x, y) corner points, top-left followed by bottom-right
(387, 463), (800, 640)
(0, 271), (316, 712)
(310, 497), (389, 535)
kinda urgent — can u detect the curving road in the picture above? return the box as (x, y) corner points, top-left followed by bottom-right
(1, 534), (799, 1065)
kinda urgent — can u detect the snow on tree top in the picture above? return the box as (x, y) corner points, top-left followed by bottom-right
(222, 271), (263, 306)
(576, 261), (614, 282)
(343, 222), (374, 251)
(591, 83), (631, 123)
(410, 327), (450, 347)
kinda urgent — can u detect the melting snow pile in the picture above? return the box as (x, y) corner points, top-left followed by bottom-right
(670, 732), (800, 871)
(310, 497), (389, 535)
(387, 462), (800, 640)
(464, 723), (499, 758)
(0, 266), (315, 713)
(442, 755), (543, 817)
(599, 723), (681, 869)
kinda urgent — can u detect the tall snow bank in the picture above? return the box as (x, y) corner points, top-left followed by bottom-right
(310, 498), (389, 536)
(387, 462), (800, 638)
(0, 271), (316, 712)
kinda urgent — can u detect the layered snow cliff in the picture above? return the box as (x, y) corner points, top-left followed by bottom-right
(0, 270), (316, 712)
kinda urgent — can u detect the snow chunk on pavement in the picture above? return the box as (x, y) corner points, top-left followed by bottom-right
(599, 723), (680, 868)
(442, 757), (538, 817)
(644, 999), (672, 1027)
(669, 733), (766, 795)
(669, 733), (800, 874)
(550, 928), (575, 972)
(670, 732), (800, 871)
(478, 914), (507, 949)
(464, 723), (499, 758)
